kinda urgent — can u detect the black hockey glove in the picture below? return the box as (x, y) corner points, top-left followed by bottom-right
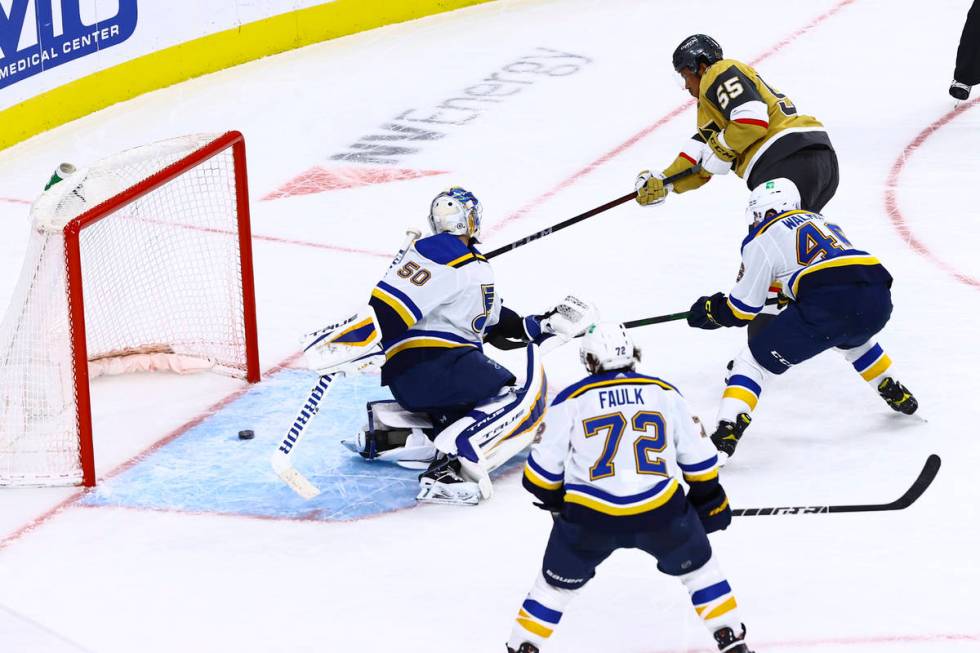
(687, 292), (726, 330)
(687, 482), (732, 534)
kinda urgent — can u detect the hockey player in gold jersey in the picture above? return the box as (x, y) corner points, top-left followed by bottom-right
(635, 34), (838, 212)
(635, 34), (839, 336)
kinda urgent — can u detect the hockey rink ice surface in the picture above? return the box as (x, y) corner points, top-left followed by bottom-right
(1, 0), (978, 651)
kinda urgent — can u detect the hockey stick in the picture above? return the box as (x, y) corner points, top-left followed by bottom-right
(271, 230), (421, 499)
(731, 454), (941, 516)
(271, 374), (335, 499)
(565, 297), (783, 334)
(484, 166), (702, 260)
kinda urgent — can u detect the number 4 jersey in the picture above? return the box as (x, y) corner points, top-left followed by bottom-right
(727, 209), (893, 322)
(523, 371), (721, 531)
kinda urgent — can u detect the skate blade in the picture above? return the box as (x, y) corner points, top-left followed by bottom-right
(416, 481), (481, 506)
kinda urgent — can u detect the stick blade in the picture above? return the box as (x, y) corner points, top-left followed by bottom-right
(890, 453), (941, 510)
(271, 452), (321, 500)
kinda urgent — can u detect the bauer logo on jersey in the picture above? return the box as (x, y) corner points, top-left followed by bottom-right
(471, 284), (496, 333)
(0, 0), (138, 89)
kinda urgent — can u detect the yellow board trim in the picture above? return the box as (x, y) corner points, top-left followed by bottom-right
(0, 0), (497, 152)
(516, 618), (553, 639)
(564, 480), (678, 516)
(722, 386), (759, 411)
(861, 354), (892, 381)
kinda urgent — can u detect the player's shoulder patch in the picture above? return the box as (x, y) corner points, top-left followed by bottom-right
(414, 233), (487, 268)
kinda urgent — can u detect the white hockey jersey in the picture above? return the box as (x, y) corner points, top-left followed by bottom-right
(368, 232), (502, 374)
(523, 371), (720, 530)
(726, 209), (890, 321)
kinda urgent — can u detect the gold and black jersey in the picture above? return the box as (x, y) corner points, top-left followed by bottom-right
(663, 59), (832, 191)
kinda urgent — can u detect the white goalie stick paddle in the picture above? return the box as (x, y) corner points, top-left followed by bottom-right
(271, 374), (335, 499)
(732, 454), (941, 516)
(271, 229), (422, 499)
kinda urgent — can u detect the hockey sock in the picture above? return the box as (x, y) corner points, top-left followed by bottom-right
(507, 571), (576, 651)
(679, 556), (743, 637)
(717, 349), (767, 423)
(841, 341), (893, 386)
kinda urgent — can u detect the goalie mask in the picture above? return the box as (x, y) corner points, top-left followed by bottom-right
(745, 178), (801, 226)
(580, 323), (641, 374)
(428, 187), (483, 240)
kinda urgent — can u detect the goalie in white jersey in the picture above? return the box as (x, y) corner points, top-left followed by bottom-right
(686, 179), (919, 460)
(506, 324), (753, 653)
(310, 187), (596, 505)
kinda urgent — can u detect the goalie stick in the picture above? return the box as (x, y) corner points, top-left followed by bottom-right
(731, 454), (941, 516)
(484, 166), (701, 260)
(272, 229), (421, 499)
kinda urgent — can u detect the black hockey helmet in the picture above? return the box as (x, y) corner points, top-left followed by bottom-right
(672, 34), (723, 73)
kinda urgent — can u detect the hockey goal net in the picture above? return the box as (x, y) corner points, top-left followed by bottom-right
(0, 131), (260, 488)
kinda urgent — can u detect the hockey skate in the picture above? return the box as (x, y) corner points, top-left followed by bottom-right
(416, 457), (481, 506)
(710, 413), (752, 462)
(949, 80), (971, 101)
(877, 377), (918, 415)
(507, 644), (539, 653)
(714, 625), (754, 653)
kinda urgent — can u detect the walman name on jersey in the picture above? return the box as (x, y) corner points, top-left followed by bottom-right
(598, 388), (646, 409)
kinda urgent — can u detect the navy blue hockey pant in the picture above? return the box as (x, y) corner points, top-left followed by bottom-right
(749, 282), (893, 375)
(540, 503), (712, 590)
(386, 348), (515, 431)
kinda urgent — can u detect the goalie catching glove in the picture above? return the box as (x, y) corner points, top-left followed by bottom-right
(537, 295), (600, 341)
(486, 295), (599, 351)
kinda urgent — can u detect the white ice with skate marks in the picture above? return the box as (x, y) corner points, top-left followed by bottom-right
(0, 0), (978, 651)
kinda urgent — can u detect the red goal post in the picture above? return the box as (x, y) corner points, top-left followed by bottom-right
(0, 131), (260, 488)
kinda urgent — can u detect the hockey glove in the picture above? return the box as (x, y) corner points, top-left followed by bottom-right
(701, 132), (737, 176)
(687, 482), (732, 534)
(635, 170), (668, 206)
(540, 295), (600, 340)
(687, 292), (726, 330)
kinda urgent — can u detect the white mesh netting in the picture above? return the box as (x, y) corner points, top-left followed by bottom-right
(0, 134), (251, 486)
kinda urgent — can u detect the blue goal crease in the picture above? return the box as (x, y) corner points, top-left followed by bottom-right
(80, 368), (525, 521)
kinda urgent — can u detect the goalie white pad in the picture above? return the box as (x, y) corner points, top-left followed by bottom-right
(416, 476), (481, 506)
(433, 342), (547, 500)
(302, 306), (383, 375)
(341, 400), (438, 470)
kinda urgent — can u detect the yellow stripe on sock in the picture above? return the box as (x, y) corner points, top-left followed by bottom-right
(722, 386), (758, 411)
(861, 354), (892, 381)
(516, 618), (553, 638)
(704, 597), (738, 620)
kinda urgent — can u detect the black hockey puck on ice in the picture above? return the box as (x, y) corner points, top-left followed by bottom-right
(238, 429), (255, 440)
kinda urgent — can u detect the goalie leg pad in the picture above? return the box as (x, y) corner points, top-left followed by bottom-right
(342, 400), (438, 468)
(434, 343), (547, 498)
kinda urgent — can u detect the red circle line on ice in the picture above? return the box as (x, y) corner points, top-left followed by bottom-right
(884, 96), (980, 291)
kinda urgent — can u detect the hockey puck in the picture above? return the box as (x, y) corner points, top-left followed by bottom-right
(238, 429), (255, 440)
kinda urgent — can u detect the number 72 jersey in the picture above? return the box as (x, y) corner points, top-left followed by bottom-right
(726, 209), (892, 321)
(524, 372), (720, 528)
